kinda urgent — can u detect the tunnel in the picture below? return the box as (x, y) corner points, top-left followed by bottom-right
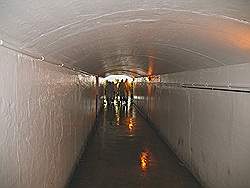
(0, 1), (250, 188)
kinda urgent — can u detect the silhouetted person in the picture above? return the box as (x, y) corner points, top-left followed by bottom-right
(124, 79), (130, 103)
(118, 79), (126, 103)
(105, 81), (115, 104)
(130, 78), (134, 100)
(114, 81), (119, 100)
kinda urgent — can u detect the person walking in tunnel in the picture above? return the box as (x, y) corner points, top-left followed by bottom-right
(105, 81), (115, 105)
(124, 78), (130, 103)
(118, 79), (126, 103)
(130, 78), (134, 100)
(114, 80), (119, 100)
(104, 80), (109, 98)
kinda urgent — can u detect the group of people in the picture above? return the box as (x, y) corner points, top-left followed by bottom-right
(104, 79), (134, 105)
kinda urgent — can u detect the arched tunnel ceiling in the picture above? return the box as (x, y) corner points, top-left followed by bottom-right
(0, 0), (250, 77)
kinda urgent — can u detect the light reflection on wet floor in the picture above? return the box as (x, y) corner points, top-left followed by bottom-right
(68, 100), (201, 188)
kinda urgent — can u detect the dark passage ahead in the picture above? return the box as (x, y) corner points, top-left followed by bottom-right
(68, 101), (201, 188)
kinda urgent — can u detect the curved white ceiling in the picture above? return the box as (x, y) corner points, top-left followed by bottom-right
(0, 0), (250, 76)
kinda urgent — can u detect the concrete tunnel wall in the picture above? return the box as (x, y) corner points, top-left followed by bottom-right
(134, 63), (250, 188)
(0, 46), (98, 188)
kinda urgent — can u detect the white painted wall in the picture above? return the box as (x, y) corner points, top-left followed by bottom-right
(134, 63), (250, 188)
(0, 46), (97, 188)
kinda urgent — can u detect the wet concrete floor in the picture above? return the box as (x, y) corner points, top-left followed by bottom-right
(68, 101), (201, 188)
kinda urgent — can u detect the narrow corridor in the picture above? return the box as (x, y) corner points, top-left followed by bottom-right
(68, 101), (201, 188)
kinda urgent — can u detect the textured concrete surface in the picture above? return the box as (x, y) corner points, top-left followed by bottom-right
(0, 1), (250, 76)
(134, 63), (250, 188)
(0, 46), (97, 188)
(68, 102), (201, 188)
